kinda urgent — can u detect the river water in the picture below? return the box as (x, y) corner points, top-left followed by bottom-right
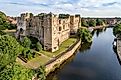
(46, 28), (121, 80)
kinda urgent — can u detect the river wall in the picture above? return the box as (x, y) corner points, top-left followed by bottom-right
(45, 40), (81, 75)
(116, 39), (121, 61)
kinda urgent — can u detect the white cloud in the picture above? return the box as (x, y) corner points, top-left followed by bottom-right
(0, 0), (121, 17)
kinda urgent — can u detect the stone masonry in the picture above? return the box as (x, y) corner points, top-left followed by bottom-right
(16, 12), (81, 52)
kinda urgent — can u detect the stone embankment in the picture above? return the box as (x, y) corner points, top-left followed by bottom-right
(116, 38), (121, 61)
(45, 40), (81, 75)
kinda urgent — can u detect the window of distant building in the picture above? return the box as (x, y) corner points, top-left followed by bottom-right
(63, 25), (65, 30)
(59, 26), (61, 31)
(63, 21), (65, 24)
(59, 20), (61, 24)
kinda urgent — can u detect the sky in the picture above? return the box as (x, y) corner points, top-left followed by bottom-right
(0, 0), (121, 17)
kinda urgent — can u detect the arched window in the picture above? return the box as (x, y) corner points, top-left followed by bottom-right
(59, 27), (61, 31)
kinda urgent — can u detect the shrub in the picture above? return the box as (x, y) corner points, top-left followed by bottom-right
(36, 42), (42, 51)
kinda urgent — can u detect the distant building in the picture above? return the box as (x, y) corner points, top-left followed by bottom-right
(16, 12), (81, 52)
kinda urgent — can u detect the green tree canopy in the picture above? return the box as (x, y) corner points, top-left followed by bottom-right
(77, 28), (92, 43)
(113, 23), (121, 37)
(0, 35), (22, 69)
(0, 35), (46, 80)
(96, 19), (104, 26)
(88, 19), (96, 27)
(0, 11), (16, 30)
(36, 42), (42, 51)
(22, 37), (31, 48)
(81, 19), (89, 27)
(0, 63), (46, 80)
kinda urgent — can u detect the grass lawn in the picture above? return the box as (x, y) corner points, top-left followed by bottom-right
(40, 38), (77, 58)
(17, 38), (77, 69)
(17, 55), (50, 69)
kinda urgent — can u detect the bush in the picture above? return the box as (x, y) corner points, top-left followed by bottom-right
(21, 37), (31, 48)
(36, 42), (42, 51)
(0, 63), (36, 80)
(77, 28), (92, 43)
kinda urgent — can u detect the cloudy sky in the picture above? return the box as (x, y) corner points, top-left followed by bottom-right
(0, 0), (121, 17)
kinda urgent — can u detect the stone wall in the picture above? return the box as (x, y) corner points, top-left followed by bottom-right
(117, 39), (121, 61)
(16, 13), (81, 52)
(45, 40), (81, 75)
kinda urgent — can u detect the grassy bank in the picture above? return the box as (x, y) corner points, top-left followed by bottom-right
(40, 38), (77, 58)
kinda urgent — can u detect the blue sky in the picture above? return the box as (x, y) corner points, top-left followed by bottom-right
(0, 0), (121, 17)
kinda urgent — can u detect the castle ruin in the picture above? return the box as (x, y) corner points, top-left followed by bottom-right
(16, 12), (81, 52)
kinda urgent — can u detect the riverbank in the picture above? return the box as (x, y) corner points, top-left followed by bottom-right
(45, 39), (81, 75)
(116, 38), (121, 62)
(89, 25), (105, 30)
(47, 28), (121, 80)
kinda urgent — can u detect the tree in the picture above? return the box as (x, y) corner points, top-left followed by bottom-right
(0, 35), (46, 80)
(88, 19), (96, 27)
(77, 28), (92, 43)
(0, 11), (16, 30)
(113, 23), (121, 37)
(22, 37), (31, 48)
(36, 42), (42, 51)
(81, 19), (89, 27)
(96, 19), (104, 26)
(0, 35), (22, 70)
(0, 30), (6, 35)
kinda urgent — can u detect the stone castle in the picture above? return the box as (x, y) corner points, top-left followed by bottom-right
(16, 12), (81, 52)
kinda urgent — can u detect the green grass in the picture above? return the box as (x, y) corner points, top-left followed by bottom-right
(17, 55), (50, 69)
(27, 56), (50, 66)
(17, 38), (77, 69)
(40, 38), (77, 58)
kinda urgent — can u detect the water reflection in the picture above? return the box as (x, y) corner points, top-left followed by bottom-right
(91, 28), (107, 37)
(79, 42), (92, 52)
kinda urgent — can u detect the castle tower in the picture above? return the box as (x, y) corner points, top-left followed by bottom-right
(70, 14), (81, 34)
(43, 13), (59, 52)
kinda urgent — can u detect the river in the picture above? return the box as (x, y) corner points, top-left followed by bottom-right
(46, 28), (121, 80)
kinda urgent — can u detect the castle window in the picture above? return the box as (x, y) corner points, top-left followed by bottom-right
(63, 25), (65, 30)
(59, 20), (61, 24)
(59, 27), (61, 31)
(54, 47), (57, 49)
(63, 21), (65, 24)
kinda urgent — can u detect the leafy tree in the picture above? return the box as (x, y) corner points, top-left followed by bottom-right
(0, 30), (6, 35)
(22, 37), (31, 48)
(77, 28), (92, 42)
(88, 19), (96, 27)
(0, 11), (16, 30)
(103, 19), (108, 25)
(113, 23), (121, 37)
(21, 48), (34, 60)
(0, 63), (43, 80)
(81, 19), (89, 27)
(0, 35), (22, 70)
(36, 42), (42, 51)
(96, 19), (104, 26)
